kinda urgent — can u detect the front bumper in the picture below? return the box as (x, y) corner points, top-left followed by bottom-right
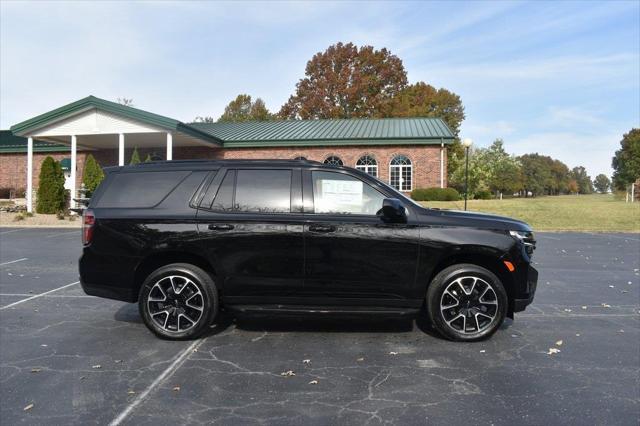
(513, 265), (538, 312)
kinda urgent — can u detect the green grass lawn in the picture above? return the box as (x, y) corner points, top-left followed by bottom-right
(419, 194), (640, 232)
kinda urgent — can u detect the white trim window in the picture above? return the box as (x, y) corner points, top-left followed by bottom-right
(324, 155), (343, 166)
(390, 155), (412, 191)
(355, 154), (378, 177)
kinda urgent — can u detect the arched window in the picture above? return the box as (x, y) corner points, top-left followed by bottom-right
(356, 155), (378, 177)
(293, 156), (307, 160)
(390, 155), (412, 191)
(324, 156), (343, 166)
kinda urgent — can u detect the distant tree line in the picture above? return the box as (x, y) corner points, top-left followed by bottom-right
(449, 139), (595, 198)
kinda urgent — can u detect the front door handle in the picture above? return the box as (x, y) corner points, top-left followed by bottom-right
(309, 224), (336, 233)
(208, 223), (234, 231)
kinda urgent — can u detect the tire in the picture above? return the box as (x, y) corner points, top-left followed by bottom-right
(138, 263), (218, 340)
(426, 264), (507, 342)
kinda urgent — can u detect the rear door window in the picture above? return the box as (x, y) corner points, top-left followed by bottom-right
(96, 171), (190, 208)
(235, 169), (292, 213)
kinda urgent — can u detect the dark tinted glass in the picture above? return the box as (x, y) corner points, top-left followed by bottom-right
(97, 171), (190, 208)
(211, 170), (235, 211)
(235, 169), (291, 213)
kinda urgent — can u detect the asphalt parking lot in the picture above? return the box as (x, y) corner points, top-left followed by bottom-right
(0, 228), (638, 425)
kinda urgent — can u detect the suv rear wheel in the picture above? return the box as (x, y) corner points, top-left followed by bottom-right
(139, 263), (218, 340)
(426, 264), (507, 341)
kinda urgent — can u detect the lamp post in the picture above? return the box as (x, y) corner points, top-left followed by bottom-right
(462, 138), (473, 211)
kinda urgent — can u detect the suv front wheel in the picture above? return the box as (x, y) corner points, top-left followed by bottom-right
(426, 264), (507, 341)
(139, 263), (218, 340)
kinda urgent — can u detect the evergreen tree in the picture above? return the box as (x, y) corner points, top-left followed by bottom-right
(36, 156), (66, 213)
(130, 147), (141, 165)
(82, 154), (104, 196)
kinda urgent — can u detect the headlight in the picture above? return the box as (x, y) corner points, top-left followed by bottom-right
(510, 230), (536, 255)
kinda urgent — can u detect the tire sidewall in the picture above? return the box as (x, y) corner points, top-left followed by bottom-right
(427, 264), (507, 342)
(138, 263), (218, 340)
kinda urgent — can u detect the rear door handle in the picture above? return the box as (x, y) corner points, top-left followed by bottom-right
(208, 223), (234, 231)
(309, 224), (336, 233)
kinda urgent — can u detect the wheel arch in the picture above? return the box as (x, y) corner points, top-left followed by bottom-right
(133, 250), (217, 303)
(426, 249), (516, 317)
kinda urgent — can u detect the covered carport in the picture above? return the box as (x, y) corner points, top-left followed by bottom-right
(9, 96), (222, 212)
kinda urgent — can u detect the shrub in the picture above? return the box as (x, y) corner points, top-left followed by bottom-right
(411, 187), (460, 201)
(36, 156), (66, 214)
(474, 190), (492, 200)
(82, 154), (105, 196)
(14, 213), (24, 221)
(130, 147), (141, 165)
(25, 212), (34, 218)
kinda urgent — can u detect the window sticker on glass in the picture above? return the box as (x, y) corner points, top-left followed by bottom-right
(317, 179), (362, 213)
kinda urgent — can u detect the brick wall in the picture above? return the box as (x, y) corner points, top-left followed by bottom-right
(0, 151), (87, 196)
(220, 145), (447, 191)
(0, 143), (446, 197)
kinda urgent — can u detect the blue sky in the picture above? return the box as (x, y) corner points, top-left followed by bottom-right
(1, 0), (638, 177)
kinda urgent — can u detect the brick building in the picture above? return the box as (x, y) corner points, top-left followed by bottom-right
(1, 96), (455, 211)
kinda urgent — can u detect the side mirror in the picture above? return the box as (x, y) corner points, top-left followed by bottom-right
(377, 198), (407, 223)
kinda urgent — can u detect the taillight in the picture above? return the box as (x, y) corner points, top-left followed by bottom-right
(83, 209), (95, 245)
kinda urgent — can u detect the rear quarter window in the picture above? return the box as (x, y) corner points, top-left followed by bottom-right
(96, 171), (191, 208)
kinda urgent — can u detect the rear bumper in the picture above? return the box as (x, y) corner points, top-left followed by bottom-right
(79, 249), (139, 303)
(80, 280), (137, 303)
(513, 265), (538, 312)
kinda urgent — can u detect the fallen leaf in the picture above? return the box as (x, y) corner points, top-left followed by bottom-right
(308, 380), (318, 385)
(127, 390), (135, 395)
(172, 386), (180, 392)
(555, 340), (563, 346)
(23, 403), (34, 411)
(479, 350), (486, 353)
(547, 348), (561, 355)
(92, 365), (101, 369)
(389, 352), (398, 355)
(30, 368), (41, 373)
(609, 285), (615, 288)
(280, 370), (296, 377)
(302, 359), (311, 364)
(356, 357), (364, 362)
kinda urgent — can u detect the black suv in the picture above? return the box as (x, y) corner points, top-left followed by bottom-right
(80, 159), (537, 341)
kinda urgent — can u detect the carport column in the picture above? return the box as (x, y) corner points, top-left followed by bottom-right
(118, 133), (125, 166)
(26, 137), (33, 213)
(440, 142), (445, 188)
(166, 132), (173, 161)
(70, 135), (77, 210)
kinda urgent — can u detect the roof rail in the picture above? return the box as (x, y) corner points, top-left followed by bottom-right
(137, 158), (325, 166)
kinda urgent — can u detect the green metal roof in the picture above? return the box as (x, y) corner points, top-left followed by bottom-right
(189, 117), (454, 148)
(6, 96), (454, 151)
(10, 96), (222, 146)
(0, 130), (68, 153)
